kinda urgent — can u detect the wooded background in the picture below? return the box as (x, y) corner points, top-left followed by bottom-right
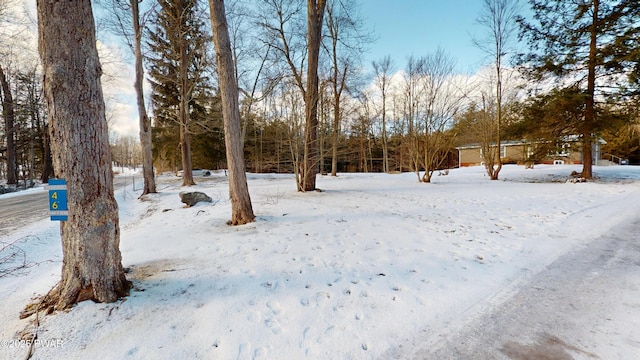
(1, 0), (639, 188)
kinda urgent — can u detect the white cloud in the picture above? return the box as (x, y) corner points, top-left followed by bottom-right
(97, 40), (139, 138)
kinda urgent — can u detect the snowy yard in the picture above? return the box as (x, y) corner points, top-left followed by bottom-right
(1, 164), (640, 359)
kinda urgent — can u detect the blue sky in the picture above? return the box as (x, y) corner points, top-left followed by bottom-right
(360, 0), (488, 74)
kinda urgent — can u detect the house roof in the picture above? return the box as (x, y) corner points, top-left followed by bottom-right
(456, 140), (527, 150)
(456, 136), (606, 150)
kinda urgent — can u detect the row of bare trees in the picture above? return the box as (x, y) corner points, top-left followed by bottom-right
(1, 0), (470, 193)
(8, 0), (639, 192)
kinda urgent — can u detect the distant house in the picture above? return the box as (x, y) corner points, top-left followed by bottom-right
(456, 137), (605, 167)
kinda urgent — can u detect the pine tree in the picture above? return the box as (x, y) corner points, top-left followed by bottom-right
(147, 0), (216, 184)
(517, 0), (640, 178)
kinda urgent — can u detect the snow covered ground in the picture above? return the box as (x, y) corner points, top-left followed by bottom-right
(1, 164), (639, 360)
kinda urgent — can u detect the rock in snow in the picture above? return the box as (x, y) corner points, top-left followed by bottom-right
(179, 191), (212, 207)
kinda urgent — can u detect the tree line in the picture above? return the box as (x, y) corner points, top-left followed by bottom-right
(3, 0), (640, 192)
(126, 0), (640, 184)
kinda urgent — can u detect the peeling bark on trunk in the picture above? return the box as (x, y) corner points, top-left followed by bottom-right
(208, 0), (255, 225)
(27, 0), (130, 315)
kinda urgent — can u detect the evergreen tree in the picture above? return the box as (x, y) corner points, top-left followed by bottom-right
(517, 0), (640, 178)
(147, 0), (221, 183)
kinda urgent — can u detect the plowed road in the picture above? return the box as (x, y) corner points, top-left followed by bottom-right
(410, 217), (640, 359)
(0, 176), (138, 234)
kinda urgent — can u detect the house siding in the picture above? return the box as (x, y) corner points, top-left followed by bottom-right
(458, 142), (586, 167)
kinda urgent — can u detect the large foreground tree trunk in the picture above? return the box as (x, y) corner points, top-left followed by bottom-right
(208, 0), (255, 225)
(27, 0), (130, 315)
(131, 0), (157, 196)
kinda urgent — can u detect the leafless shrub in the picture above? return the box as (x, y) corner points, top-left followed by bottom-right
(0, 236), (40, 278)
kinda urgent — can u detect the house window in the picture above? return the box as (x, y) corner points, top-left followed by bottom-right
(480, 146), (506, 157)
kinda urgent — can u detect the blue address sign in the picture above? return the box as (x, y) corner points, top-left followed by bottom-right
(48, 179), (68, 221)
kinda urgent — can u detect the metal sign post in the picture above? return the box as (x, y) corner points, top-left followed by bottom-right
(48, 179), (68, 221)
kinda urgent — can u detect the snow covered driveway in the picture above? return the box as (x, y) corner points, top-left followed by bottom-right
(411, 216), (640, 360)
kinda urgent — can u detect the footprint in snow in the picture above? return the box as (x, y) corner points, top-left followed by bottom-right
(264, 318), (283, 335)
(266, 301), (282, 315)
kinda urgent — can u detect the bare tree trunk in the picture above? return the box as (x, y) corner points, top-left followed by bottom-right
(178, 0), (195, 187)
(208, 0), (255, 225)
(476, 0), (515, 181)
(131, 0), (156, 195)
(381, 96), (389, 173)
(301, 0), (326, 191)
(373, 56), (393, 173)
(492, 47), (504, 180)
(27, 0), (130, 314)
(319, 86), (326, 173)
(493, 70), (504, 179)
(582, 0), (598, 179)
(331, 90), (339, 176)
(330, 64), (347, 177)
(0, 64), (17, 185)
(326, 3), (345, 177)
(179, 108), (195, 186)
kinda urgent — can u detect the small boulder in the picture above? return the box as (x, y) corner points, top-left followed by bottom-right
(179, 191), (213, 207)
